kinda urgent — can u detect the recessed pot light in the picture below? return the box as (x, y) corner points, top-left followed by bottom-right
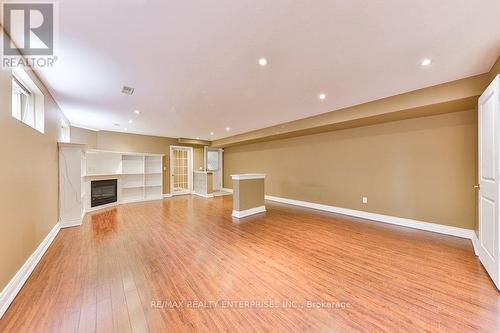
(420, 58), (432, 66)
(226, 127), (230, 131)
(258, 58), (268, 66)
(319, 93), (326, 101)
(196, 137), (200, 140)
(134, 110), (140, 115)
(124, 128), (128, 131)
(210, 132), (214, 136)
(128, 119), (133, 124)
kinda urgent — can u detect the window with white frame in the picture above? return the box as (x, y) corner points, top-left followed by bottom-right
(11, 67), (45, 133)
(12, 76), (34, 126)
(207, 150), (219, 171)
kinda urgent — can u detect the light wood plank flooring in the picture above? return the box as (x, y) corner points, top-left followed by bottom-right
(0, 195), (499, 332)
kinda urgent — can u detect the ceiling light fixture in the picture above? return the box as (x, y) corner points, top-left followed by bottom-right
(420, 58), (432, 67)
(124, 128), (128, 131)
(258, 58), (268, 66)
(128, 119), (133, 124)
(196, 137), (200, 140)
(134, 110), (140, 115)
(210, 132), (214, 136)
(226, 127), (230, 131)
(319, 93), (326, 101)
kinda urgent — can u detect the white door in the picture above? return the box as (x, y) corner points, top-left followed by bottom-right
(170, 146), (193, 196)
(206, 148), (223, 191)
(478, 75), (500, 290)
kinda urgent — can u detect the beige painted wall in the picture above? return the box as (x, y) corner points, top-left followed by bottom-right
(233, 179), (265, 211)
(70, 126), (97, 148)
(0, 67), (68, 290)
(224, 110), (477, 229)
(70, 127), (205, 194)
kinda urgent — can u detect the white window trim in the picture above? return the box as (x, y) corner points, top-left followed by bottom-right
(11, 67), (45, 134)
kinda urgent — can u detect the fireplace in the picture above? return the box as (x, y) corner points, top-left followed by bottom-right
(91, 179), (117, 207)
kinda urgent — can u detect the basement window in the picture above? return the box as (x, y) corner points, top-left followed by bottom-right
(11, 67), (45, 133)
(207, 150), (219, 171)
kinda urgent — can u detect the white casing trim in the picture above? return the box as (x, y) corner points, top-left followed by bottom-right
(265, 195), (475, 240)
(230, 173), (266, 180)
(232, 205), (266, 218)
(471, 232), (479, 256)
(192, 192), (214, 198)
(0, 222), (61, 319)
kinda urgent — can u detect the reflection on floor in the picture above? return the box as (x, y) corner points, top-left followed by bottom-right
(213, 190), (232, 197)
(0, 195), (498, 332)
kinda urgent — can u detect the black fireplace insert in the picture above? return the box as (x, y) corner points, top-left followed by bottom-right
(91, 179), (117, 207)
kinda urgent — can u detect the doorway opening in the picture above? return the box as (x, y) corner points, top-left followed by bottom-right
(170, 146), (193, 196)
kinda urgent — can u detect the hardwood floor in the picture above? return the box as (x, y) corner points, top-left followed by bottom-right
(0, 195), (499, 332)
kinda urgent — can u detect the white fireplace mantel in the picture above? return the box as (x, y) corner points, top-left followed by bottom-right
(58, 144), (165, 228)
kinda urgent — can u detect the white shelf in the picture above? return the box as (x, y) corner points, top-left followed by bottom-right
(122, 197), (147, 204)
(122, 187), (145, 202)
(122, 155), (145, 174)
(82, 149), (165, 210)
(145, 156), (162, 174)
(84, 173), (121, 177)
(145, 187), (162, 200)
(122, 173), (144, 188)
(145, 170), (162, 175)
(122, 185), (145, 189)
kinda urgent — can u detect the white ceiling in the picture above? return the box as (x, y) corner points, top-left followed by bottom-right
(37, 0), (500, 140)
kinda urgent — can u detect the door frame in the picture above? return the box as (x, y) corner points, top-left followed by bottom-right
(204, 147), (223, 191)
(478, 75), (500, 290)
(169, 145), (193, 196)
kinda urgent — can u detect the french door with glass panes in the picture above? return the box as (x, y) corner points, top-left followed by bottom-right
(170, 146), (193, 196)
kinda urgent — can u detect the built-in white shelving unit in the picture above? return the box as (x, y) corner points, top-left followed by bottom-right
(82, 149), (165, 209)
(143, 156), (163, 201)
(121, 154), (145, 203)
(122, 155), (145, 174)
(59, 145), (166, 228)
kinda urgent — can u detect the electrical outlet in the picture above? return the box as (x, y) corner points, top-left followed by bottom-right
(362, 196), (368, 204)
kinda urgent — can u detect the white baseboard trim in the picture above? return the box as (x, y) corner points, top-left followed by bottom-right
(471, 232), (479, 256)
(265, 195), (475, 240)
(59, 217), (82, 229)
(0, 222), (61, 319)
(232, 205), (266, 218)
(222, 188), (233, 193)
(163, 193), (173, 198)
(192, 192), (214, 198)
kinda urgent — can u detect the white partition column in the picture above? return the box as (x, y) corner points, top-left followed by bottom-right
(58, 143), (86, 228)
